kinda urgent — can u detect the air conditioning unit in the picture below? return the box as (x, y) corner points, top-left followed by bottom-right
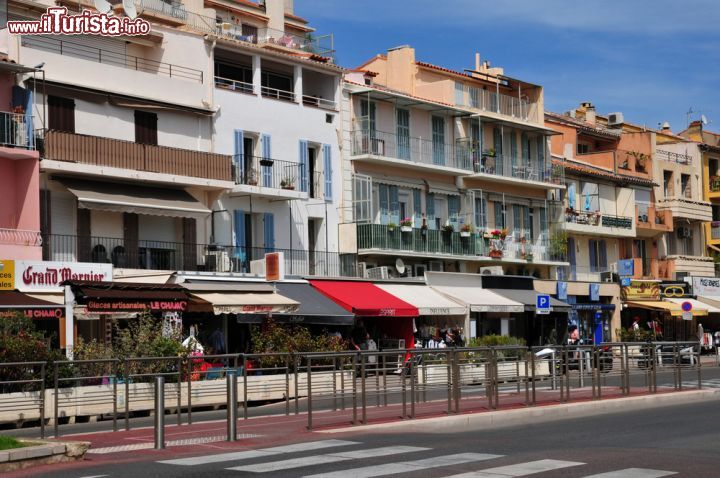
(366, 266), (390, 279)
(428, 260), (444, 272)
(609, 262), (618, 273)
(413, 264), (427, 278)
(607, 112), (624, 126)
(479, 266), (504, 275)
(600, 271), (618, 283)
(205, 250), (231, 272)
(357, 262), (368, 278)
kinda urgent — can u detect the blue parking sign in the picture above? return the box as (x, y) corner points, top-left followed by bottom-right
(536, 294), (551, 314)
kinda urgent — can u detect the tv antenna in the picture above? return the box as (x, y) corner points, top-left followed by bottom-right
(686, 107), (711, 128)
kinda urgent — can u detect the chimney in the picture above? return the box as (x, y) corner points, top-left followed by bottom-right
(386, 45), (415, 94)
(475, 53), (481, 72)
(579, 102), (596, 125)
(284, 0), (293, 14)
(661, 122), (672, 134)
(264, 0), (285, 32)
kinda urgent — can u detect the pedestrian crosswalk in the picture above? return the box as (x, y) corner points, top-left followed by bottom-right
(158, 439), (677, 477)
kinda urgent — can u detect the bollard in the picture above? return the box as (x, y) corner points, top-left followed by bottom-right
(227, 370), (237, 441)
(154, 376), (165, 450)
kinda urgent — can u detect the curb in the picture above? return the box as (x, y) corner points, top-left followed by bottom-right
(0, 440), (90, 473)
(317, 389), (720, 434)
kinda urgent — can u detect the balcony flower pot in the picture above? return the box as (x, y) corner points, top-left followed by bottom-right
(387, 223), (397, 233)
(259, 159), (274, 167)
(400, 226), (413, 233)
(460, 231), (471, 238)
(489, 249), (503, 259)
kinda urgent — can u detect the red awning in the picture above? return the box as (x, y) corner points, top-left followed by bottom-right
(0, 290), (60, 308)
(309, 280), (418, 317)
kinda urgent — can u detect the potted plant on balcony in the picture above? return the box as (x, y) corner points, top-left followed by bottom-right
(259, 157), (274, 167)
(524, 251), (534, 262)
(482, 147), (496, 158)
(281, 177), (295, 190)
(442, 223), (455, 234)
(387, 222), (397, 232)
(246, 168), (258, 186)
(460, 223), (473, 237)
(549, 231), (568, 260)
(399, 218), (413, 233)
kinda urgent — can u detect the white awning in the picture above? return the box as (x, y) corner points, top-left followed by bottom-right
(190, 292), (299, 315)
(59, 178), (210, 218)
(674, 297), (720, 314)
(425, 271), (525, 313)
(375, 283), (467, 316)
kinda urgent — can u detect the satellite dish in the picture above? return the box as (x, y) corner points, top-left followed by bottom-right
(122, 0), (138, 19)
(701, 115), (709, 125)
(395, 258), (406, 275)
(93, 0), (112, 14)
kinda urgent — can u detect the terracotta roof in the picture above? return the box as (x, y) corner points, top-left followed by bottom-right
(554, 158), (656, 187)
(545, 111), (621, 139)
(343, 79), (455, 108)
(416, 60), (473, 79)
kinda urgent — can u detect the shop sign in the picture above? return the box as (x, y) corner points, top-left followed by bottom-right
(265, 252), (285, 282)
(423, 307), (451, 315)
(0, 260), (15, 290)
(8, 260), (112, 291)
(617, 259), (635, 277)
(378, 308), (396, 316)
(0, 308), (64, 319)
(660, 281), (690, 298)
(692, 277), (720, 297)
(621, 280), (660, 301)
(87, 300), (187, 312)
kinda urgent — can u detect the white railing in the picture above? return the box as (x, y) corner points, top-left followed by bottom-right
(302, 95), (337, 110)
(261, 85), (295, 102)
(214, 76), (254, 94)
(0, 228), (42, 246)
(137, 0), (187, 21)
(0, 112), (34, 149)
(455, 84), (537, 122)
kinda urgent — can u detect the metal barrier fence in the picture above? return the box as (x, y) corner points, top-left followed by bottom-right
(0, 342), (705, 437)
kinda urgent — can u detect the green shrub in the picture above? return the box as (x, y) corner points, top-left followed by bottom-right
(250, 320), (347, 369)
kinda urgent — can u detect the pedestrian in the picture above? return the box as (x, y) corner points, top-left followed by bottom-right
(698, 323), (704, 343)
(632, 317), (640, 332)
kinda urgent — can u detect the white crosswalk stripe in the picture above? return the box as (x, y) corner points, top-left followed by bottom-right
(445, 459), (584, 477)
(582, 468), (677, 478)
(302, 453), (503, 478)
(227, 445), (428, 473)
(157, 439), (359, 466)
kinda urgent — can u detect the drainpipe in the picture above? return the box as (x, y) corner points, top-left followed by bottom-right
(208, 38), (217, 151)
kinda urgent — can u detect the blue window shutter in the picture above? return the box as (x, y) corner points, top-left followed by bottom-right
(474, 197), (481, 228)
(389, 186), (400, 224)
(523, 206), (531, 239)
(261, 134), (272, 187)
(263, 213), (275, 252)
(379, 184), (389, 224)
(233, 130), (244, 180)
(323, 144), (332, 200)
(234, 210), (246, 248)
(512, 204), (521, 239)
(493, 128), (502, 155)
(426, 193), (435, 229)
(589, 240), (598, 272)
(539, 207), (547, 239)
(494, 201), (504, 229)
(299, 140), (308, 192)
(448, 196), (460, 228)
(599, 240), (607, 269)
(413, 189), (422, 226)
(521, 132), (529, 164)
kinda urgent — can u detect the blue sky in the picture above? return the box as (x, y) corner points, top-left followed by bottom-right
(297, 0), (720, 133)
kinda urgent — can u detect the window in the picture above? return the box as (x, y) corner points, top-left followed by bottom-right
(469, 87), (480, 108)
(577, 143), (590, 155)
(580, 182), (599, 211)
(48, 96), (75, 133)
(663, 171), (673, 197)
(681, 174), (691, 198)
(241, 24), (258, 40)
(215, 61), (253, 90)
(353, 175), (372, 223)
(377, 184), (399, 225)
(431, 116), (445, 165)
(589, 239), (607, 272)
(396, 108), (410, 160)
(134, 110), (157, 146)
(261, 70), (293, 100)
(454, 82), (464, 106)
(448, 195), (460, 229)
(493, 201), (505, 229)
(474, 197), (487, 231)
(359, 100), (376, 132)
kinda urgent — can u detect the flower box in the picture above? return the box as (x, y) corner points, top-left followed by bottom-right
(489, 249), (503, 259)
(259, 159), (274, 167)
(460, 231), (471, 238)
(400, 226), (413, 233)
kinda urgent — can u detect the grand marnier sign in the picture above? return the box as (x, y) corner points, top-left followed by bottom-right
(0, 260), (113, 291)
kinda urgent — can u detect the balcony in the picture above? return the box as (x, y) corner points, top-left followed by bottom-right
(0, 112), (37, 150)
(356, 224), (564, 264)
(0, 228), (42, 260)
(656, 149), (692, 165)
(185, 13), (335, 59)
(455, 85), (538, 123)
(636, 204), (673, 236)
(563, 208), (634, 237)
(133, 0), (188, 25)
(656, 198), (712, 222)
(42, 234), (357, 276)
(42, 130), (232, 182)
(630, 258), (672, 280)
(232, 156), (306, 197)
(21, 36), (203, 83)
(351, 129), (470, 173)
